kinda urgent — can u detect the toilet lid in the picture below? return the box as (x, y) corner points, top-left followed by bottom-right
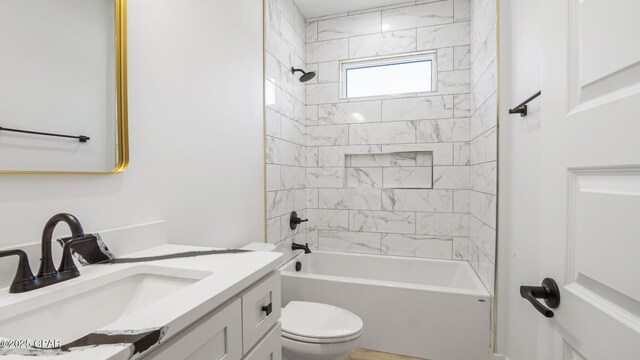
(281, 301), (363, 342)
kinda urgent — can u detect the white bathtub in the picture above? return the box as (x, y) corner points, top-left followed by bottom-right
(280, 251), (491, 360)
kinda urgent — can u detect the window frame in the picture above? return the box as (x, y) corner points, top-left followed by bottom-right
(339, 51), (438, 100)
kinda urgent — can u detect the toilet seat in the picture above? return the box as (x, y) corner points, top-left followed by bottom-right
(281, 301), (363, 344)
(282, 330), (362, 344)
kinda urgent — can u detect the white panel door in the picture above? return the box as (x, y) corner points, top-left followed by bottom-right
(537, 0), (640, 359)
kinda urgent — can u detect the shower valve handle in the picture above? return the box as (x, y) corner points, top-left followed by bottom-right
(289, 211), (308, 230)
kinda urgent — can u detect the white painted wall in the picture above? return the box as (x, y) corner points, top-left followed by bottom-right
(496, 0), (543, 358)
(0, 0), (264, 250)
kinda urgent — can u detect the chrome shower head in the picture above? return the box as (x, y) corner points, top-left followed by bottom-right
(291, 67), (316, 82)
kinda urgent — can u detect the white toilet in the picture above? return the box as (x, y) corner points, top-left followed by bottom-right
(280, 301), (363, 360)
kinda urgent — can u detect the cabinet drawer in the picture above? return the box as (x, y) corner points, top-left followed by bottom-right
(241, 272), (281, 354)
(143, 298), (242, 360)
(243, 323), (282, 360)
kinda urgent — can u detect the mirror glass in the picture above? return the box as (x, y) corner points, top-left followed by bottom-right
(0, 0), (128, 174)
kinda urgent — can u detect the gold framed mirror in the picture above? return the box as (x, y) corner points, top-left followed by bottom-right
(0, 0), (128, 174)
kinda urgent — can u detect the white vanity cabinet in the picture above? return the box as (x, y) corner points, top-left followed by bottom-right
(142, 298), (243, 360)
(142, 272), (281, 360)
(240, 270), (281, 354)
(243, 323), (282, 360)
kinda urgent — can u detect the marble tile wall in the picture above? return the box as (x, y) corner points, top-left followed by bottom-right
(304, 0), (473, 261)
(465, 0), (497, 296)
(265, 0), (309, 247)
(344, 152), (434, 189)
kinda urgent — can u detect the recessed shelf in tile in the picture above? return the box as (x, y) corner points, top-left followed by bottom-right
(344, 151), (433, 189)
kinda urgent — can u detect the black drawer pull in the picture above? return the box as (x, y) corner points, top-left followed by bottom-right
(261, 303), (272, 316)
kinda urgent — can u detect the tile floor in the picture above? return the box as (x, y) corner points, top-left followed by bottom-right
(345, 348), (424, 360)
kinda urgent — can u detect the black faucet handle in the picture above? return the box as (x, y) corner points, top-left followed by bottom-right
(57, 235), (94, 277)
(289, 211), (309, 230)
(0, 249), (38, 293)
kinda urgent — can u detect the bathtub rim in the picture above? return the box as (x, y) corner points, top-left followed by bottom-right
(279, 250), (491, 299)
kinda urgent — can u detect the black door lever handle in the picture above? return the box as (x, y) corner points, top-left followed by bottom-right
(520, 278), (560, 318)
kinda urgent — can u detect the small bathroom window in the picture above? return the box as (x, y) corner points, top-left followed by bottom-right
(340, 51), (437, 99)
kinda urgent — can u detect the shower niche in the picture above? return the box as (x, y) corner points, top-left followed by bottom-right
(344, 151), (433, 189)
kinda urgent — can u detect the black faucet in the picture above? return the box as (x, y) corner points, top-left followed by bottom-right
(0, 213), (93, 293)
(38, 213), (85, 278)
(291, 242), (311, 254)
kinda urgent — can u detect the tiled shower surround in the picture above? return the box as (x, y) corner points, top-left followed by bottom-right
(467, 0), (497, 295)
(265, 0), (308, 246)
(265, 0), (496, 295)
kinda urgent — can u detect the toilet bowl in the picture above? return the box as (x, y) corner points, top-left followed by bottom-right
(281, 301), (363, 360)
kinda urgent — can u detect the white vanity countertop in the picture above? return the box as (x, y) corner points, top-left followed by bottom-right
(0, 244), (283, 360)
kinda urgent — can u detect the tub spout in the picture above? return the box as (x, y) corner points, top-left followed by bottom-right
(292, 242), (311, 254)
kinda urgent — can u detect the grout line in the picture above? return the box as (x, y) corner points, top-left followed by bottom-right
(468, 158), (497, 167)
(469, 188), (497, 197)
(469, 56), (497, 93)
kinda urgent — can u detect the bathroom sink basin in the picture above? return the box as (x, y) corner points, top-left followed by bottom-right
(0, 265), (211, 344)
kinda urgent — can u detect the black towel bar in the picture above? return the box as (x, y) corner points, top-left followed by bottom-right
(0, 126), (90, 143)
(509, 90), (541, 117)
